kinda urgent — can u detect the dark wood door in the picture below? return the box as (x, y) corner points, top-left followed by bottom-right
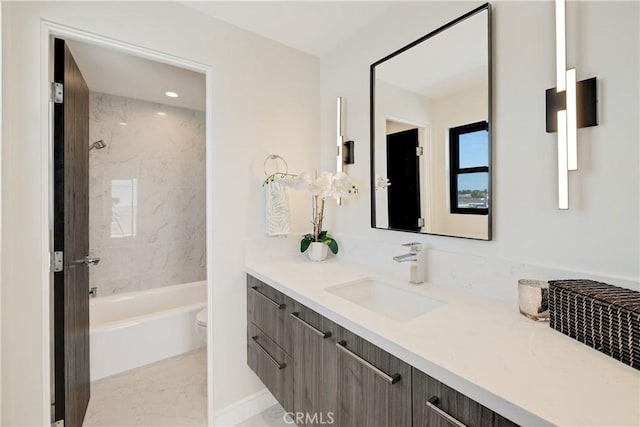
(336, 327), (412, 427)
(413, 368), (519, 427)
(386, 128), (421, 231)
(53, 37), (91, 427)
(291, 302), (338, 426)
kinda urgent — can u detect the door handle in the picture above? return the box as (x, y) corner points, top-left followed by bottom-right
(251, 336), (286, 370)
(336, 340), (401, 384)
(290, 312), (332, 338)
(426, 396), (468, 427)
(72, 257), (101, 266)
(250, 286), (285, 309)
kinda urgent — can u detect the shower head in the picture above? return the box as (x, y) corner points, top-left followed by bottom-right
(89, 140), (106, 151)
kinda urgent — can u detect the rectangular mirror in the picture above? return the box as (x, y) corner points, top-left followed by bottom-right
(371, 4), (491, 240)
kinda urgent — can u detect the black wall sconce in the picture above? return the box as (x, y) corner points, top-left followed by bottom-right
(343, 140), (355, 165)
(336, 97), (355, 205)
(545, 78), (597, 133)
(547, 0), (598, 210)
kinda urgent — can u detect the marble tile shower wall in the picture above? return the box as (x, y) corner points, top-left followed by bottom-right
(89, 92), (206, 295)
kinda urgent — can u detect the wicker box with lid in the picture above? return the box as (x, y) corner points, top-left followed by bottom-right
(548, 279), (640, 370)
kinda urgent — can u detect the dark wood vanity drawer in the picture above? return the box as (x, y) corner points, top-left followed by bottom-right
(290, 301), (339, 425)
(336, 326), (412, 427)
(413, 368), (519, 427)
(247, 275), (291, 354)
(247, 322), (294, 412)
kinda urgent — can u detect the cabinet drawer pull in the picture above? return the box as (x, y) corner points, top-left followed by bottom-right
(426, 396), (467, 427)
(251, 286), (285, 309)
(251, 336), (286, 370)
(290, 312), (332, 338)
(336, 340), (401, 384)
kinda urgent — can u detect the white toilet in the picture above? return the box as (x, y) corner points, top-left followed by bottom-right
(194, 308), (207, 342)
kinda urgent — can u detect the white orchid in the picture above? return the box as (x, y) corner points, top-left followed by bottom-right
(330, 172), (353, 199)
(309, 171), (334, 198)
(281, 170), (357, 254)
(287, 171), (355, 200)
(281, 171), (310, 190)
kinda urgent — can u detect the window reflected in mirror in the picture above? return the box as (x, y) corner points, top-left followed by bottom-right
(449, 121), (489, 215)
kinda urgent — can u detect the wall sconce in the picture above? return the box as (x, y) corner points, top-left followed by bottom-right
(343, 140), (355, 165)
(336, 97), (344, 176)
(546, 0), (598, 210)
(336, 97), (355, 205)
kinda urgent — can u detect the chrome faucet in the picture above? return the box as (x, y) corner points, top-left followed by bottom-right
(393, 242), (425, 284)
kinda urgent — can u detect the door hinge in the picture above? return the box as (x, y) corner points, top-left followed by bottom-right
(51, 251), (63, 273)
(416, 146), (424, 156)
(51, 82), (63, 104)
(52, 420), (64, 427)
(418, 217), (425, 228)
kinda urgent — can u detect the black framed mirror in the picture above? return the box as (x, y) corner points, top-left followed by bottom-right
(370, 3), (492, 240)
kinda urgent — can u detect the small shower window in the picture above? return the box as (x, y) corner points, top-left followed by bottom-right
(111, 179), (138, 238)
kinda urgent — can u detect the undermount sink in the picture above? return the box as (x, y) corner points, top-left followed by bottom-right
(326, 278), (445, 322)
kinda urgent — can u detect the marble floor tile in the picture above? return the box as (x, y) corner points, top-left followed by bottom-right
(236, 404), (294, 427)
(84, 349), (207, 426)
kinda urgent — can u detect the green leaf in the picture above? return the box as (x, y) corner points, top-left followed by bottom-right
(300, 237), (312, 253)
(318, 230), (328, 240)
(323, 237), (339, 255)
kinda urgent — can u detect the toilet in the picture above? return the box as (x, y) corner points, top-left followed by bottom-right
(194, 308), (207, 342)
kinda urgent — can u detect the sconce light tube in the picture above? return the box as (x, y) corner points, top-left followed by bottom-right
(336, 97), (344, 174)
(556, 0), (569, 209)
(336, 97), (343, 205)
(555, 0), (566, 92)
(566, 68), (578, 171)
(557, 110), (569, 209)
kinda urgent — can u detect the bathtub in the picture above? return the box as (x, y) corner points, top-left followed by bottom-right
(90, 280), (207, 381)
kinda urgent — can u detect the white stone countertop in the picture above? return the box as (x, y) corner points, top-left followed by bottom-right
(246, 257), (640, 427)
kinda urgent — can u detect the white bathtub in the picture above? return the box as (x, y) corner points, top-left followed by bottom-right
(90, 280), (206, 381)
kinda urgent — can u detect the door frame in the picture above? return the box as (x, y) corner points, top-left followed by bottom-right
(40, 20), (215, 423)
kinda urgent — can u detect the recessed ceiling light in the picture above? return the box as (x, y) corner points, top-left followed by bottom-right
(118, 122), (128, 126)
(157, 111), (167, 116)
(165, 91), (179, 98)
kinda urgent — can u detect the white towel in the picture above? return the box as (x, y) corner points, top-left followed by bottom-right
(264, 181), (291, 236)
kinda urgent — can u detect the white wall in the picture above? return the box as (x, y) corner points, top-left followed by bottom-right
(1, 2), (318, 424)
(89, 92), (206, 296)
(320, 1), (639, 285)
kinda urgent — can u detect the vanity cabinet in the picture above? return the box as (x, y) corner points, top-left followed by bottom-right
(246, 275), (518, 427)
(290, 301), (339, 426)
(246, 276), (294, 411)
(247, 275), (292, 354)
(413, 368), (518, 427)
(336, 326), (412, 427)
(247, 322), (294, 411)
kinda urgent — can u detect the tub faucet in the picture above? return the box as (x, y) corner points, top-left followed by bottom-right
(393, 242), (425, 285)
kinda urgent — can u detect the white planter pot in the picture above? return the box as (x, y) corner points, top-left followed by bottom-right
(307, 242), (329, 262)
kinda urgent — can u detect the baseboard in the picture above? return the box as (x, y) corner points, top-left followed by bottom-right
(214, 388), (277, 426)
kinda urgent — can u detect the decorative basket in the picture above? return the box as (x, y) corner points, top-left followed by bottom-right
(548, 279), (640, 371)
